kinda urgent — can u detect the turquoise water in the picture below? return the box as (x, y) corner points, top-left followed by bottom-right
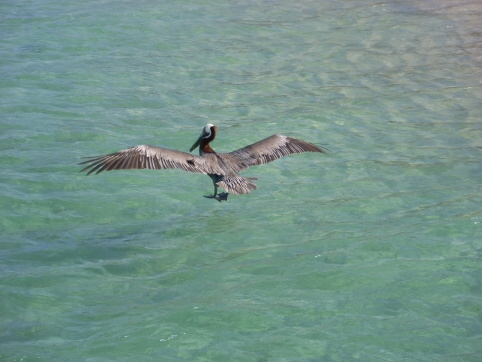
(1, 0), (481, 360)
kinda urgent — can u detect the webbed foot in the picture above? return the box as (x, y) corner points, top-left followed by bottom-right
(217, 192), (228, 202)
(204, 192), (229, 202)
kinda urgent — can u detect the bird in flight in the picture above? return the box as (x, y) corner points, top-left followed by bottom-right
(79, 124), (327, 202)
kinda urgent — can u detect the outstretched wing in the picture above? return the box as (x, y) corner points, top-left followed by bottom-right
(79, 145), (207, 175)
(228, 135), (327, 172)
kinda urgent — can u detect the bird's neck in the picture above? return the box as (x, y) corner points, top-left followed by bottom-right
(200, 127), (216, 154)
(200, 141), (215, 154)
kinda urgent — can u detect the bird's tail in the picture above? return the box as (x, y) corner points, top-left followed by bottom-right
(216, 174), (257, 195)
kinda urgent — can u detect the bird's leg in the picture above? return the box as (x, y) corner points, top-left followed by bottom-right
(204, 185), (220, 201)
(204, 185), (228, 202)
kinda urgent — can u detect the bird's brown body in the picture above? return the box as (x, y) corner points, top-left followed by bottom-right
(80, 124), (327, 201)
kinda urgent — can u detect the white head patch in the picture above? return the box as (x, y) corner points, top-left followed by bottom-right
(202, 123), (214, 138)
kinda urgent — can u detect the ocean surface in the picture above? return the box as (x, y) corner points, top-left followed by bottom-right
(1, 0), (481, 361)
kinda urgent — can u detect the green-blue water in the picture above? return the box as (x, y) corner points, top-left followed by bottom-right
(1, 0), (481, 360)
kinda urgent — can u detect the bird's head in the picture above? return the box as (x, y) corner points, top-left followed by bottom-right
(190, 124), (216, 152)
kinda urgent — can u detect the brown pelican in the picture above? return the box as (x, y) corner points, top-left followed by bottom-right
(80, 124), (327, 202)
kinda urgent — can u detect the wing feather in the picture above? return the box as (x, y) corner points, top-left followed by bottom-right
(229, 135), (327, 171)
(79, 145), (207, 175)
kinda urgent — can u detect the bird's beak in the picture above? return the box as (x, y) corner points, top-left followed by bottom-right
(189, 136), (201, 152)
(190, 129), (207, 152)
